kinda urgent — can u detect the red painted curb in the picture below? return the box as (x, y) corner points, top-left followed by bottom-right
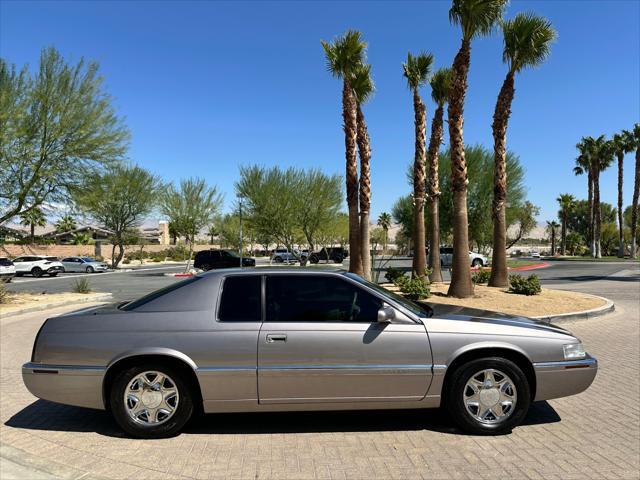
(510, 262), (550, 271)
(173, 273), (194, 277)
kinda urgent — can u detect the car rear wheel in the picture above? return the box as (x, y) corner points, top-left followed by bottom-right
(86, 266), (95, 273)
(445, 357), (530, 435)
(110, 364), (194, 439)
(274, 256), (284, 263)
(200, 263), (211, 271)
(31, 267), (43, 278)
(333, 255), (344, 263)
(471, 259), (483, 268)
(309, 254), (319, 264)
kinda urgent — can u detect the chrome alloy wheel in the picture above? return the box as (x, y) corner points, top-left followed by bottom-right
(463, 368), (517, 424)
(124, 371), (179, 425)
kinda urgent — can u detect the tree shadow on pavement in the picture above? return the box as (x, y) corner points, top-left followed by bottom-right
(5, 399), (560, 438)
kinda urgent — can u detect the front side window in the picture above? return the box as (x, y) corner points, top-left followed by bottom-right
(266, 275), (382, 323)
(218, 275), (261, 322)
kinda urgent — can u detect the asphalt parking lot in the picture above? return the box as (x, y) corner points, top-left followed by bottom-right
(1, 266), (638, 479)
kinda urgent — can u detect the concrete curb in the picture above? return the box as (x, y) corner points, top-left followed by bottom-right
(533, 293), (615, 324)
(1, 443), (111, 480)
(0, 293), (113, 318)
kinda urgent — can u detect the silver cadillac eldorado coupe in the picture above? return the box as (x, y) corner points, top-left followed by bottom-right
(22, 268), (597, 438)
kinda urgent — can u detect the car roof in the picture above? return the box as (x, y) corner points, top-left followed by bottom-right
(198, 266), (345, 279)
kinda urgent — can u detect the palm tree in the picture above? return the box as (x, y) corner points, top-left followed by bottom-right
(19, 207), (46, 243)
(321, 30), (366, 276)
(426, 67), (451, 283)
(611, 130), (635, 257)
(630, 123), (640, 258)
(489, 13), (556, 288)
(352, 63), (375, 280)
(582, 136), (615, 258)
(447, 0), (507, 297)
(557, 194), (575, 255)
(403, 52), (434, 279)
(546, 220), (560, 256)
(377, 212), (392, 253)
(574, 141), (594, 255)
(54, 214), (77, 234)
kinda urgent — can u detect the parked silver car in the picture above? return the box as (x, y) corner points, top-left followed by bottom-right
(22, 268), (597, 438)
(60, 256), (109, 273)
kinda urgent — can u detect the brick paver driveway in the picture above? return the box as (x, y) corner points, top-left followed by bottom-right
(1, 277), (639, 479)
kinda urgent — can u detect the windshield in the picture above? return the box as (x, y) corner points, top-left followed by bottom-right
(81, 257), (95, 262)
(44, 257), (58, 261)
(120, 276), (202, 310)
(344, 273), (432, 318)
(222, 250), (239, 258)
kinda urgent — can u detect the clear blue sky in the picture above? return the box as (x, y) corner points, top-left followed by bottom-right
(1, 0), (638, 223)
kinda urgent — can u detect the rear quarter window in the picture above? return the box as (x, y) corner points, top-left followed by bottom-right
(218, 275), (262, 322)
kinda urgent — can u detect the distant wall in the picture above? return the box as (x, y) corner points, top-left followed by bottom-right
(0, 243), (218, 260)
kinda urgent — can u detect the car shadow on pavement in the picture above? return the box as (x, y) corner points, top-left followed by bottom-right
(5, 399), (560, 438)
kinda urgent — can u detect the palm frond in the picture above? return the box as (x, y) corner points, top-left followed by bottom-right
(449, 0), (508, 41)
(351, 63), (375, 104)
(321, 30), (367, 79)
(429, 67), (452, 105)
(502, 12), (556, 73)
(402, 51), (434, 90)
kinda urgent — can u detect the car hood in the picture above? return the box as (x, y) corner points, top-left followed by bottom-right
(426, 303), (571, 338)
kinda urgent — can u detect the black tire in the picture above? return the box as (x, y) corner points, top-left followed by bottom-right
(200, 263), (211, 271)
(110, 363), (194, 439)
(333, 255), (344, 263)
(274, 256), (284, 263)
(309, 254), (319, 264)
(472, 259), (483, 268)
(86, 266), (95, 273)
(445, 357), (530, 435)
(31, 267), (43, 278)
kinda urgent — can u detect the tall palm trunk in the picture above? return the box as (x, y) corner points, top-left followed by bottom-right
(342, 81), (362, 275)
(588, 169), (595, 256)
(593, 163), (602, 258)
(631, 148), (640, 259)
(447, 39), (474, 298)
(489, 71), (515, 287)
(411, 89), (427, 278)
(560, 215), (567, 255)
(551, 229), (556, 256)
(427, 104), (445, 282)
(617, 152), (624, 257)
(357, 105), (372, 280)
(30, 223), (35, 243)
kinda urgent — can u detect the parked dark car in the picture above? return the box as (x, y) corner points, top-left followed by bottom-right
(308, 247), (348, 264)
(193, 249), (255, 271)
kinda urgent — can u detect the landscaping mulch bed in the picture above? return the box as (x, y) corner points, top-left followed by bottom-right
(383, 282), (606, 318)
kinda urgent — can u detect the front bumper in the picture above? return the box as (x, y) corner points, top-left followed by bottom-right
(22, 362), (106, 410)
(533, 354), (598, 401)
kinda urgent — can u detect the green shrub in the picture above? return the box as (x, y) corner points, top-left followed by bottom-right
(72, 278), (92, 294)
(397, 276), (431, 300)
(0, 283), (10, 304)
(509, 274), (541, 296)
(472, 268), (491, 284)
(152, 256), (162, 262)
(385, 267), (405, 283)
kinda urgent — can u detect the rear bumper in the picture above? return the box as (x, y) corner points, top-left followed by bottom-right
(46, 266), (64, 274)
(22, 362), (106, 410)
(533, 355), (598, 401)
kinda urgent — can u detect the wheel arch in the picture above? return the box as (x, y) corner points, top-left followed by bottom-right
(442, 345), (536, 401)
(102, 350), (203, 413)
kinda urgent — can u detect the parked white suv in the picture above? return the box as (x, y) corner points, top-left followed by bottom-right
(438, 247), (489, 268)
(0, 258), (16, 282)
(12, 256), (65, 278)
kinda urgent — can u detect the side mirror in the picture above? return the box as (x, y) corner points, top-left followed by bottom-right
(377, 305), (396, 323)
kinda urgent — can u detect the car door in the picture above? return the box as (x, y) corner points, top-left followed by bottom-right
(61, 258), (76, 272)
(257, 273), (432, 404)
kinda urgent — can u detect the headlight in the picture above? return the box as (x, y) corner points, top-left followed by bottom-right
(563, 343), (586, 360)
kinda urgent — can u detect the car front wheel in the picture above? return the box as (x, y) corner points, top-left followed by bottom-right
(110, 365), (194, 439)
(86, 266), (95, 273)
(471, 259), (483, 267)
(31, 267), (43, 278)
(446, 357), (530, 435)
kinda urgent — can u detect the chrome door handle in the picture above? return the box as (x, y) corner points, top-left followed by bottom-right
(266, 334), (287, 343)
